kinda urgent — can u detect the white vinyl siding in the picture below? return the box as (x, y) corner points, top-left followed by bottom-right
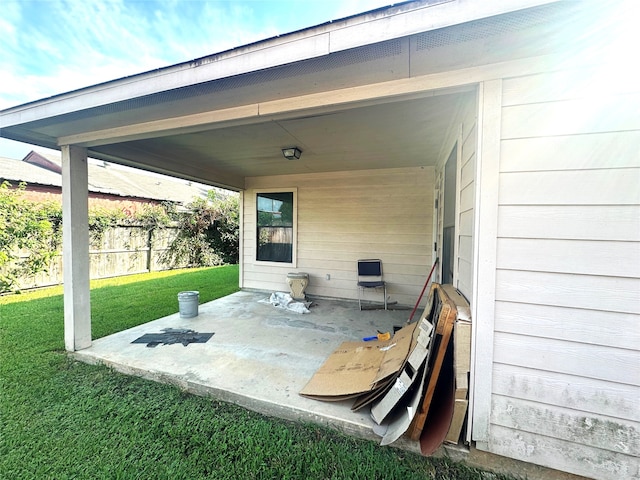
(433, 92), (478, 300)
(243, 167), (434, 306)
(485, 66), (640, 480)
(456, 102), (477, 299)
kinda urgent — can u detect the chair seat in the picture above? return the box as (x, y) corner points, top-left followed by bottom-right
(358, 281), (385, 288)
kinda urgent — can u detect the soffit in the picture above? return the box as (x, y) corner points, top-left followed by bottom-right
(88, 92), (469, 185)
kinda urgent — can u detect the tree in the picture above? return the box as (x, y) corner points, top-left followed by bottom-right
(207, 190), (239, 264)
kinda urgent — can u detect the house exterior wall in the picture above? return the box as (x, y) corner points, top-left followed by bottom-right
(243, 167), (435, 307)
(434, 95), (478, 300)
(456, 103), (477, 300)
(237, 10), (640, 477)
(478, 65), (640, 479)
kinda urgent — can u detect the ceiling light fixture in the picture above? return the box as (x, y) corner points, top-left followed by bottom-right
(282, 147), (302, 160)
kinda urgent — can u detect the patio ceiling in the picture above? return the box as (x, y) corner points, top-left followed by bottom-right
(4, 86), (469, 190)
(96, 92), (467, 181)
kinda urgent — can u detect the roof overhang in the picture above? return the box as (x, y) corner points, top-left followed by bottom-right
(1, 0), (581, 190)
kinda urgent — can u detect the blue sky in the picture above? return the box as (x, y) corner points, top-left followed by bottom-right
(0, 0), (393, 159)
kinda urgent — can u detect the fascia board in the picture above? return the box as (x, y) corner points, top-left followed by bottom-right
(329, 0), (561, 51)
(0, 33), (331, 129)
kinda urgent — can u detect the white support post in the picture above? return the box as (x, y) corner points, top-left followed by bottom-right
(238, 190), (245, 289)
(469, 79), (502, 449)
(61, 145), (91, 351)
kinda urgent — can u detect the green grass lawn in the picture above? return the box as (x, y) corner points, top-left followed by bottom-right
(0, 265), (514, 479)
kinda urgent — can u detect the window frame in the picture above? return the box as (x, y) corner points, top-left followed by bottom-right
(254, 188), (297, 267)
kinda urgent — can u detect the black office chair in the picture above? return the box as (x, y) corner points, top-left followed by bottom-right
(357, 259), (387, 310)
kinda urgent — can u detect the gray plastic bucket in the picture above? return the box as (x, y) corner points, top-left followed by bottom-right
(178, 291), (199, 318)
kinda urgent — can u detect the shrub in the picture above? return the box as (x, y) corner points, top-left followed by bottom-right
(161, 192), (239, 268)
(0, 181), (62, 293)
(0, 184), (240, 293)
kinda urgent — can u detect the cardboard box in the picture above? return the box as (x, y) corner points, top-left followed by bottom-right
(445, 399), (468, 444)
(453, 319), (471, 400)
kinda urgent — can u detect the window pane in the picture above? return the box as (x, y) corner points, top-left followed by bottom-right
(257, 192), (293, 226)
(257, 192), (293, 262)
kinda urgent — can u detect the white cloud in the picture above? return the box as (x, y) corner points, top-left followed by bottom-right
(0, 2), (19, 50)
(0, 0), (394, 110)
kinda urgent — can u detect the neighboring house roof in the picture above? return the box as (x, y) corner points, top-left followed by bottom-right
(1, 151), (213, 205)
(0, 155), (63, 187)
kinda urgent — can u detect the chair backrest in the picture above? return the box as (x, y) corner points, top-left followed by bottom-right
(358, 259), (383, 278)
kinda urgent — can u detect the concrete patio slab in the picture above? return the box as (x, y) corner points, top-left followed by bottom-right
(71, 290), (581, 480)
(73, 290), (423, 453)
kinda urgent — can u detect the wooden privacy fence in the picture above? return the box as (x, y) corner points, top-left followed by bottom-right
(12, 225), (182, 290)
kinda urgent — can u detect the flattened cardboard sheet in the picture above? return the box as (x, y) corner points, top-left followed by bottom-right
(300, 322), (417, 399)
(353, 318), (433, 412)
(378, 362), (429, 446)
(371, 322), (418, 385)
(351, 376), (395, 411)
(370, 322), (433, 424)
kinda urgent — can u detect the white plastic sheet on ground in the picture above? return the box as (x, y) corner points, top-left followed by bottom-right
(260, 292), (311, 314)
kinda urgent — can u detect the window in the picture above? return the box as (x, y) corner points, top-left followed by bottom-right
(256, 191), (295, 263)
